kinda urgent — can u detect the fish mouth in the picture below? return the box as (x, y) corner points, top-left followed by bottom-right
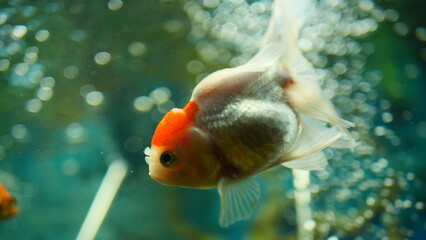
(144, 147), (159, 179)
(147, 166), (164, 183)
(143, 146), (172, 185)
(144, 147), (152, 165)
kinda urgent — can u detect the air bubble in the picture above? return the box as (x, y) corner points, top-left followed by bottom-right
(415, 28), (426, 41)
(381, 112), (393, 123)
(37, 87), (53, 101)
(134, 96), (154, 112)
(11, 25), (27, 40)
(94, 51), (111, 65)
(66, 122), (84, 139)
(393, 22), (409, 36)
(11, 124), (28, 139)
(403, 64), (419, 79)
(26, 98), (42, 113)
(186, 60), (204, 74)
(384, 9), (399, 22)
(40, 77), (55, 88)
(35, 30), (50, 42)
(163, 20), (184, 33)
(374, 126), (386, 136)
(62, 158), (80, 176)
(150, 87), (171, 104)
(63, 65), (79, 79)
(85, 91), (104, 106)
(203, 0), (219, 9)
(128, 42), (146, 57)
(0, 59), (10, 71)
(108, 0), (123, 11)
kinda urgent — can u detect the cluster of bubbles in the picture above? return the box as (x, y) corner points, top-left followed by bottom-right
(79, 84), (105, 106)
(133, 87), (174, 122)
(133, 87), (171, 112)
(183, 0), (270, 81)
(380, 7), (426, 142)
(179, 0), (424, 238)
(0, 12), (51, 114)
(0, 2), (114, 164)
(0, 6), (38, 161)
(0, 1), (159, 182)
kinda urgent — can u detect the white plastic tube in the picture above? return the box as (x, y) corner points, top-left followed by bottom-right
(76, 159), (128, 240)
(293, 169), (315, 240)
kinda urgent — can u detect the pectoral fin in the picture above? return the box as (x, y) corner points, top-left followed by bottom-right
(282, 150), (327, 170)
(217, 178), (260, 227)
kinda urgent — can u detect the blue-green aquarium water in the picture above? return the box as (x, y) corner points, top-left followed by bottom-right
(0, 0), (425, 239)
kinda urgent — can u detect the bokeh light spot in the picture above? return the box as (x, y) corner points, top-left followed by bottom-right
(0, 59), (10, 71)
(393, 22), (409, 36)
(415, 28), (426, 41)
(66, 122), (84, 139)
(163, 20), (184, 33)
(134, 96), (154, 112)
(11, 124), (28, 139)
(85, 91), (104, 106)
(203, 0), (219, 8)
(94, 51), (111, 65)
(70, 29), (87, 42)
(37, 87), (53, 101)
(24, 52), (38, 65)
(61, 158), (80, 176)
(40, 77), (55, 88)
(384, 9), (399, 22)
(11, 25), (27, 40)
(108, 0), (123, 11)
(63, 65), (79, 79)
(15, 63), (29, 76)
(128, 42), (146, 57)
(403, 64), (419, 79)
(80, 84), (96, 97)
(26, 98), (42, 113)
(0, 14), (8, 25)
(186, 60), (204, 74)
(35, 30), (50, 42)
(7, 42), (20, 55)
(150, 87), (171, 105)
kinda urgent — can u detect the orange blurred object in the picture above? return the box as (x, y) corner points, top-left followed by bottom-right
(0, 184), (19, 220)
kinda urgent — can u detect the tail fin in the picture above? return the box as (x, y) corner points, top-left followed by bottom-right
(246, 0), (315, 66)
(246, 0), (354, 148)
(262, 0), (313, 51)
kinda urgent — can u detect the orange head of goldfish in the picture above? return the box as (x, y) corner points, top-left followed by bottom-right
(145, 101), (222, 189)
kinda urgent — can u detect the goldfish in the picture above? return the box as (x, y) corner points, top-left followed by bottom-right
(145, 0), (354, 227)
(0, 184), (19, 220)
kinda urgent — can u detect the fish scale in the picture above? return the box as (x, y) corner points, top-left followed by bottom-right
(195, 72), (299, 178)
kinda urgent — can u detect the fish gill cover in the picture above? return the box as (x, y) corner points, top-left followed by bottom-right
(0, 0), (425, 239)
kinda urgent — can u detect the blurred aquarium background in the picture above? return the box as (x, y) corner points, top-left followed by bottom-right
(0, 0), (425, 239)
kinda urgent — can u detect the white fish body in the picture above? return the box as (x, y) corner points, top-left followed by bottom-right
(145, 0), (354, 227)
(190, 0), (353, 227)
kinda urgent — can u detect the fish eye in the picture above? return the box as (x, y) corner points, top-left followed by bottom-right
(160, 151), (178, 168)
